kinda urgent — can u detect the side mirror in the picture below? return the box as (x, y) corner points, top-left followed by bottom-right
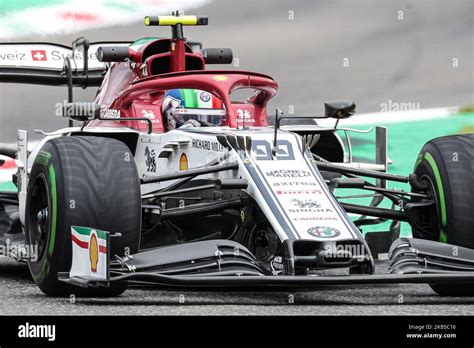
(97, 46), (130, 62)
(324, 100), (356, 119)
(201, 48), (233, 64)
(62, 102), (100, 122)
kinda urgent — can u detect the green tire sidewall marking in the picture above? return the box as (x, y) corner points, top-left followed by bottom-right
(35, 150), (51, 167)
(439, 229), (448, 243)
(422, 152), (448, 243)
(33, 162), (58, 283)
(413, 153), (424, 169)
(48, 164), (58, 260)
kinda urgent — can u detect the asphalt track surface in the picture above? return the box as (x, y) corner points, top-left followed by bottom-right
(0, 0), (473, 315)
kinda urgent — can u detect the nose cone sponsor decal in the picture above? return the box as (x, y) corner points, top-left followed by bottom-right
(266, 170), (310, 178)
(246, 134), (356, 241)
(276, 189), (322, 195)
(307, 226), (341, 238)
(291, 199), (321, 208)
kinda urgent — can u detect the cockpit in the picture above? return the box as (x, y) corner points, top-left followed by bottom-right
(162, 89), (226, 130)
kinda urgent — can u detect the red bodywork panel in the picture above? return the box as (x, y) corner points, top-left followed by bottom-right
(89, 38), (278, 133)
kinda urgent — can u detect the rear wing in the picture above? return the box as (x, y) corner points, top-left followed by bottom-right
(0, 38), (204, 88)
(0, 39), (131, 87)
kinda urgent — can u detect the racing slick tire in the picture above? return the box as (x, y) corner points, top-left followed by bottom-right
(25, 136), (141, 297)
(413, 134), (474, 296)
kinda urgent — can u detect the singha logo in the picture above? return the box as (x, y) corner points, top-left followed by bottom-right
(145, 146), (156, 172)
(291, 199), (321, 209)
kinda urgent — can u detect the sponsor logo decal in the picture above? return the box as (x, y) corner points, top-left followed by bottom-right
(291, 199), (321, 208)
(179, 153), (188, 171)
(265, 169), (310, 178)
(237, 109), (255, 123)
(252, 139), (294, 161)
(270, 256), (284, 274)
(71, 228), (107, 254)
(289, 207), (333, 213)
(191, 139), (225, 152)
(70, 226), (108, 280)
(50, 50), (98, 61)
(276, 189), (322, 195)
(89, 232), (99, 273)
(288, 199), (333, 213)
(307, 226), (341, 238)
(141, 109), (155, 119)
(273, 181), (318, 186)
(293, 217), (338, 221)
(0, 52), (26, 61)
(199, 91), (211, 102)
(100, 107), (121, 119)
(31, 50), (47, 61)
(144, 146), (156, 172)
(0, 47), (102, 64)
(213, 75), (229, 81)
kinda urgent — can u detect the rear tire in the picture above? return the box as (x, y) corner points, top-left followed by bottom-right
(25, 136), (141, 297)
(413, 134), (474, 296)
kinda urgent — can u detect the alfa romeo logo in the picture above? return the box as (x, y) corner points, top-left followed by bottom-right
(307, 226), (341, 238)
(200, 92), (211, 102)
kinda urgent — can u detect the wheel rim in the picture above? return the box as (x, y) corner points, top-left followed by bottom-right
(28, 173), (51, 260)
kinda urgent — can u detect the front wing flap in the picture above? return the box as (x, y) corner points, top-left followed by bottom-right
(389, 237), (474, 273)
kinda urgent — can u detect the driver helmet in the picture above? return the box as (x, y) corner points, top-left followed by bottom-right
(162, 89), (224, 130)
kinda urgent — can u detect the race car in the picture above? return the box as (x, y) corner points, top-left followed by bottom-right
(0, 14), (473, 297)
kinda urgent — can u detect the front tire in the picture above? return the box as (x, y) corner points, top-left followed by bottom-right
(413, 134), (474, 296)
(25, 136), (141, 297)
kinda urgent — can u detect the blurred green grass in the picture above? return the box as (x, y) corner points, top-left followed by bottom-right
(0, 0), (64, 14)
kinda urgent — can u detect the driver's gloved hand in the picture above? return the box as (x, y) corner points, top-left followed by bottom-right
(179, 119), (201, 129)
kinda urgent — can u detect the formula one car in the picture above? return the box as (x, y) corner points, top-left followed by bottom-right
(0, 14), (473, 297)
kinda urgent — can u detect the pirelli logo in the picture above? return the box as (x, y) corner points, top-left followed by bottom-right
(276, 189), (322, 195)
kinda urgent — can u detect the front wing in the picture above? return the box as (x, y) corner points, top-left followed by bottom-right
(58, 230), (474, 289)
